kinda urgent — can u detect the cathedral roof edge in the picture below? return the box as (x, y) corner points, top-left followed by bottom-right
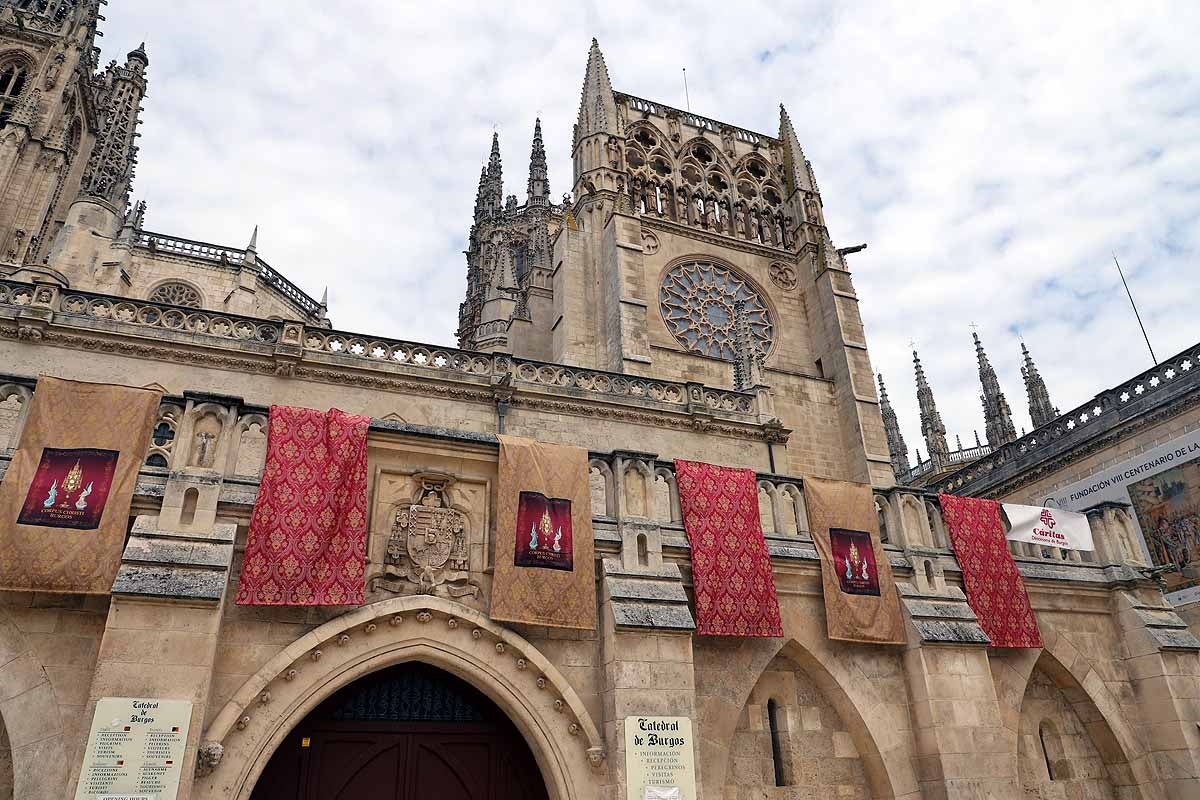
(612, 90), (780, 145)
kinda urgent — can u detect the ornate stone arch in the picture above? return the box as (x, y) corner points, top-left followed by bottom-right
(626, 120), (668, 152)
(990, 623), (1158, 799)
(0, 609), (67, 800)
(695, 634), (914, 798)
(678, 135), (733, 174)
(195, 596), (605, 800)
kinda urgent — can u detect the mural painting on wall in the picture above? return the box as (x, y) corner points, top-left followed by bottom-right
(1043, 428), (1200, 604)
(1129, 455), (1200, 592)
(374, 473), (479, 598)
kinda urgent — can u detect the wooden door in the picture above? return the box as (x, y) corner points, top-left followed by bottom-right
(251, 663), (548, 800)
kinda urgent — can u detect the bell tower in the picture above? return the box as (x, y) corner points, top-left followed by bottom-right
(0, 1), (138, 275)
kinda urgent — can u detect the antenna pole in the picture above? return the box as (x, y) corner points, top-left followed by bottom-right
(682, 67), (691, 112)
(1113, 253), (1157, 365)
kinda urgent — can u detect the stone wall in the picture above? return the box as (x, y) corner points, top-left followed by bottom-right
(0, 712), (11, 800)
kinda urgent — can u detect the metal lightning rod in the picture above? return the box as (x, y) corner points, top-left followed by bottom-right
(682, 67), (691, 112)
(1113, 253), (1157, 366)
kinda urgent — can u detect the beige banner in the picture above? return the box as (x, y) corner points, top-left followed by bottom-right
(804, 476), (905, 645)
(489, 434), (596, 630)
(0, 377), (161, 594)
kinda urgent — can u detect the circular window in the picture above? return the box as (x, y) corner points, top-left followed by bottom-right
(659, 261), (774, 360)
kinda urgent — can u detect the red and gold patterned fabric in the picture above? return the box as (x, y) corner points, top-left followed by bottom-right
(675, 459), (782, 637)
(940, 494), (1043, 648)
(236, 406), (370, 606)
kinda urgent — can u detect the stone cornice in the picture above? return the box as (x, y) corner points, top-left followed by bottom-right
(0, 316), (784, 444)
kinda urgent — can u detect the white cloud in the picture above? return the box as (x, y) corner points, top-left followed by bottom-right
(100, 0), (1199, 460)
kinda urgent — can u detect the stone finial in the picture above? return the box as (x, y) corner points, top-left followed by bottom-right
(1020, 341), (1057, 429)
(973, 330), (1017, 446)
(878, 372), (911, 479)
(913, 348), (949, 462)
(527, 117), (550, 207)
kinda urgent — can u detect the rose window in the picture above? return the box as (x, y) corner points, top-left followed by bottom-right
(659, 261), (774, 360)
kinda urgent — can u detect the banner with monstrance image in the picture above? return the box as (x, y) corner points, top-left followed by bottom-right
(0, 377), (161, 594)
(490, 435), (596, 630)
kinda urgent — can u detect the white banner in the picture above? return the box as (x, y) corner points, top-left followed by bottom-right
(1003, 504), (1094, 552)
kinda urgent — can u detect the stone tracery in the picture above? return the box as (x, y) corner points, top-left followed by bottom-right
(660, 260), (774, 360)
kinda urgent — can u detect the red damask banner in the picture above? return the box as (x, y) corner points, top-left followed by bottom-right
(675, 459), (782, 637)
(940, 494), (1043, 648)
(236, 406), (370, 606)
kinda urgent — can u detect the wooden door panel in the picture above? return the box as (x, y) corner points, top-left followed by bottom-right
(309, 734), (404, 800)
(409, 739), (487, 800)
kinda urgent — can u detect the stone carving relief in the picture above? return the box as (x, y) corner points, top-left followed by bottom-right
(641, 230), (660, 255)
(0, 385), (29, 450)
(234, 418), (267, 477)
(769, 261), (798, 291)
(188, 412), (222, 469)
(372, 473), (479, 598)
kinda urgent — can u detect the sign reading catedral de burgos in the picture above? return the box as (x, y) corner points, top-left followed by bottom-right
(624, 716), (697, 800)
(75, 697), (193, 800)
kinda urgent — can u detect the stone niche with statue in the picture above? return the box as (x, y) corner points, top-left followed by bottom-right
(365, 436), (493, 605)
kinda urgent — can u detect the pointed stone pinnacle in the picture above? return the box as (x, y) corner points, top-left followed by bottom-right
(320, 286), (328, 307)
(246, 225), (258, 253)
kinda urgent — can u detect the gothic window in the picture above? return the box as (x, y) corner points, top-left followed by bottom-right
(659, 261), (774, 360)
(0, 55), (31, 126)
(148, 282), (203, 309)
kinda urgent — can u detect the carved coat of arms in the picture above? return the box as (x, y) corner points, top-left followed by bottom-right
(375, 474), (478, 597)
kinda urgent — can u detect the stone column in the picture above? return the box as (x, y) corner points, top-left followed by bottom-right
(899, 574), (1017, 798)
(1114, 589), (1200, 799)
(64, 397), (244, 799)
(599, 554), (696, 800)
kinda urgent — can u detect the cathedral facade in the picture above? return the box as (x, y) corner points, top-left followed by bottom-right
(0, 4), (1199, 800)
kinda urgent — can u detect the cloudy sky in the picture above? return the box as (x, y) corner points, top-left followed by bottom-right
(102, 1), (1198, 463)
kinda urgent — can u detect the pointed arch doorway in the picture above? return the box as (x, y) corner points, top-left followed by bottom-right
(250, 661), (549, 800)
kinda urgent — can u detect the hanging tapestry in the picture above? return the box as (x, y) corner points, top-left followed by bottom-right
(940, 494), (1043, 648)
(0, 377), (161, 594)
(236, 406), (370, 606)
(804, 476), (906, 644)
(490, 435), (596, 630)
(674, 459), (782, 637)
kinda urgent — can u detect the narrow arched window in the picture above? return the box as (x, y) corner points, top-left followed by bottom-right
(0, 57), (31, 126)
(1039, 719), (1064, 781)
(767, 698), (787, 786)
(181, 488), (199, 526)
(636, 534), (649, 567)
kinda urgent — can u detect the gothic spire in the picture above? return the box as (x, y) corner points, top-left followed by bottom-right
(473, 166), (488, 221)
(527, 117), (549, 207)
(778, 104), (816, 195)
(1021, 342), (1058, 429)
(79, 36), (149, 209)
(483, 132), (503, 217)
(576, 39), (617, 142)
(973, 331), (1017, 446)
(877, 373), (911, 480)
(913, 349), (950, 463)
